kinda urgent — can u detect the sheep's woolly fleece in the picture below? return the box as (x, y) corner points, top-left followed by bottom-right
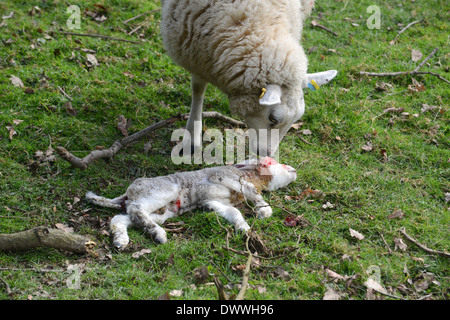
(161, 0), (313, 116)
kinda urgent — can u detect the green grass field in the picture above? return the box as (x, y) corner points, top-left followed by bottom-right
(0, 0), (448, 300)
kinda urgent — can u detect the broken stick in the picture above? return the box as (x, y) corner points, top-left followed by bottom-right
(0, 227), (96, 255)
(57, 111), (246, 170)
(400, 228), (449, 258)
(359, 47), (450, 84)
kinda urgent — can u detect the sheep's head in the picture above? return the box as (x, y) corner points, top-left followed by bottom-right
(229, 85), (305, 157)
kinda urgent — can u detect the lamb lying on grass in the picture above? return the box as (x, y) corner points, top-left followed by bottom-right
(86, 157), (297, 249)
(161, 0), (337, 157)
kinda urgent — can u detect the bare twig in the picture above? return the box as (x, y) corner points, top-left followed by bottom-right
(212, 275), (229, 300)
(58, 86), (73, 101)
(400, 228), (450, 258)
(414, 47), (438, 71)
(235, 235), (252, 300)
(57, 111), (246, 170)
(0, 277), (12, 295)
(311, 20), (338, 37)
(60, 31), (141, 44)
(378, 231), (393, 254)
(390, 20), (421, 45)
(359, 70), (450, 84)
(123, 8), (161, 25)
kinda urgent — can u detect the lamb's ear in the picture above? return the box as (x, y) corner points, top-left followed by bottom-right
(259, 84), (282, 106)
(305, 70), (338, 87)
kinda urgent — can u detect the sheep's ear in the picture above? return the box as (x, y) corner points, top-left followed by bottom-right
(305, 70), (337, 87)
(259, 84), (282, 106)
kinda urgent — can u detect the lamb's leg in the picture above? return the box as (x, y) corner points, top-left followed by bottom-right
(205, 200), (250, 232)
(209, 175), (272, 219)
(127, 202), (177, 244)
(110, 214), (133, 250)
(184, 74), (208, 154)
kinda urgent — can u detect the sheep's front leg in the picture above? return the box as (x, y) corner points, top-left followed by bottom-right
(184, 74), (208, 155)
(205, 200), (250, 232)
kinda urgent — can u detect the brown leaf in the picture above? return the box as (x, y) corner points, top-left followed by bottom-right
(290, 122), (303, 130)
(361, 142), (373, 152)
(117, 115), (129, 137)
(10, 75), (24, 88)
(411, 49), (423, 62)
(55, 223), (74, 233)
(408, 78), (425, 92)
(388, 209), (404, 219)
(132, 248), (152, 258)
(64, 101), (78, 116)
(6, 126), (17, 140)
(394, 238), (408, 251)
(380, 148), (388, 163)
(323, 286), (341, 300)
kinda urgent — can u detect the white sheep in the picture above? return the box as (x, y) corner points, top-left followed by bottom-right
(161, 0), (337, 157)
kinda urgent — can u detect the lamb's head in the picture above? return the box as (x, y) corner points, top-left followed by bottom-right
(229, 85), (305, 157)
(257, 157), (297, 191)
(235, 157), (297, 190)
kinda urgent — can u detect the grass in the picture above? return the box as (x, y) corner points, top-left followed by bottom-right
(0, 0), (449, 300)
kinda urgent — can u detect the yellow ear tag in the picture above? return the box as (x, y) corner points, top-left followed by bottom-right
(259, 87), (267, 99)
(311, 80), (320, 90)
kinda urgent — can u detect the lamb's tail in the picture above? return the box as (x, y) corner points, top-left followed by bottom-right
(85, 191), (127, 210)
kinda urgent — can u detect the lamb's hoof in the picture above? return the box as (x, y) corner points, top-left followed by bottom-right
(236, 223), (251, 233)
(113, 241), (127, 251)
(256, 206), (272, 219)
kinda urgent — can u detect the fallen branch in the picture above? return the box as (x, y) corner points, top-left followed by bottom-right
(359, 47), (450, 85)
(0, 227), (96, 255)
(414, 47), (438, 72)
(60, 31), (141, 44)
(390, 20), (421, 45)
(311, 20), (338, 37)
(57, 111), (246, 170)
(359, 70), (450, 84)
(400, 228), (450, 258)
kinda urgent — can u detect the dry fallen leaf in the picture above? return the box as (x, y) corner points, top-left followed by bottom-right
(301, 129), (312, 135)
(10, 75), (24, 88)
(55, 223), (74, 233)
(323, 286), (341, 300)
(361, 142), (373, 152)
(411, 49), (423, 62)
(408, 78), (425, 92)
(132, 248), (152, 258)
(6, 126), (17, 140)
(349, 228), (365, 240)
(85, 54), (98, 67)
(394, 238), (408, 251)
(169, 289), (183, 297)
(64, 101), (78, 116)
(388, 209), (404, 219)
(364, 277), (387, 294)
(117, 115), (129, 137)
(290, 122), (303, 130)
